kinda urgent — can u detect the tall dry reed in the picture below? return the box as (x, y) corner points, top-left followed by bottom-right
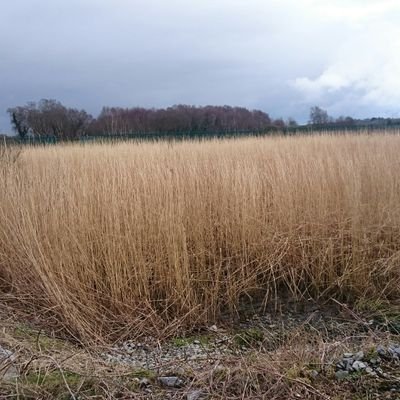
(0, 133), (399, 342)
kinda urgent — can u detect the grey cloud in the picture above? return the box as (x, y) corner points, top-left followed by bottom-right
(1, 0), (398, 132)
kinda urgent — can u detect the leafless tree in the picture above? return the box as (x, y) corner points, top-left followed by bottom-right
(7, 106), (30, 138)
(287, 117), (298, 128)
(309, 106), (330, 125)
(8, 99), (93, 139)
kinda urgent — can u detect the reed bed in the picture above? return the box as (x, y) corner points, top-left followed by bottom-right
(0, 133), (399, 342)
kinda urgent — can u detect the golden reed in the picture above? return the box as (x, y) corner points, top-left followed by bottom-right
(1, 133), (399, 342)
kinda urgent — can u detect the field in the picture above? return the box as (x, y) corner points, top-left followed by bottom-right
(1, 133), (400, 398)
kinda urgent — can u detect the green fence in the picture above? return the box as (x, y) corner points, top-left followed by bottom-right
(11, 124), (400, 146)
(15, 129), (284, 145)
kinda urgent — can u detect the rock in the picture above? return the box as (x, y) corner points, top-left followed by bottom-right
(365, 367), (376, 376)
(352, 361), (367, 371)
(343, 353), (353, 358)
(335, 370), (350, 380)
(310, 370), (319, 379)
(139, 378), (151, 387)
(1, 365), (19, 381)
(343, 358), (354, 371)
(187, 390), (204, 400)
(354, 351), (364, 361)
(388, 346), (400, 360)
(158, 376), (184, 388)
(377, 345), (387, 358)
(336, 361), (345, 370)
(0, 345), (17, 381)
(0, 346), (13, 360)
(389, 344), (400, 356)
(193, 340), (200, 345)
(209, 325), (218, 332)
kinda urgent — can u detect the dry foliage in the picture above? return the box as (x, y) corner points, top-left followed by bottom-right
(0, 141), (21, 170)
(0, 133), (400, 343)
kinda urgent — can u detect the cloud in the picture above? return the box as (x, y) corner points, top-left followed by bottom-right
(292, 1), (400, 117)
(1, 0), (400, 131)
(306, 0), (400, 24)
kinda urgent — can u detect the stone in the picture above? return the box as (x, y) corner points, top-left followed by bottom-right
(310, 370), (319, 379)
(335, 370), (350, 380)
(0, 346), (13, 360)
(187, 390), (204, 400)
(354, 351), (364, 361)
(139, 378), (150, 387)
(336, 361), (345, 370)
(392, 345), (400, 356)
(158, 376), (184, 388)
(352, 361), (367, 371)
(365, 367), (376, 376)
(343, 353), (353, 358)
(0, 345), (17, 381)
(388, 346), (400, 361)
(343, 358), (354, 371)
(377, 345), (387, 358)
(1, 365), (19, 381)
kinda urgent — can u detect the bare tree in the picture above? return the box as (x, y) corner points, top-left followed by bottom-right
(8, 99), (93, 140)
(7, 107), (30, 138)
(64, 108), (93, 138)
(272, 118), (286, 128)
(335, 116), (355, 127)
(309, 106), (330, 125)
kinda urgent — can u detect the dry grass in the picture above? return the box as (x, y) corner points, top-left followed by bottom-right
(0, 133), (400, 343)
(1, 302), (399, 399)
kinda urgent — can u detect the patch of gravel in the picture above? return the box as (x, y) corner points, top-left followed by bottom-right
(100, 310), (312, 370)
(100, 307), (353, 371)
(100, 305), (400, 397)
(101, 331), (241, 371)
(335, 343), (400, 393)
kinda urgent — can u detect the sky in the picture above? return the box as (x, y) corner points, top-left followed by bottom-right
(1, 0), (400, 132)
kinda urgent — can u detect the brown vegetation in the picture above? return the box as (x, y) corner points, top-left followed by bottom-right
(0, 133), (399, 343)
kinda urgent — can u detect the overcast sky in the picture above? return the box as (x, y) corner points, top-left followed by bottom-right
(1, 0), (400, 132)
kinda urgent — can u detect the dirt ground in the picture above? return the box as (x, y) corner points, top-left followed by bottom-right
(1, 299), (399, 399)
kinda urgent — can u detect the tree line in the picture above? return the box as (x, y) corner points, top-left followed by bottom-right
(8, 100), (284, 140)
(307, 106), (400, 129)
(7, 100), (400, 140)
